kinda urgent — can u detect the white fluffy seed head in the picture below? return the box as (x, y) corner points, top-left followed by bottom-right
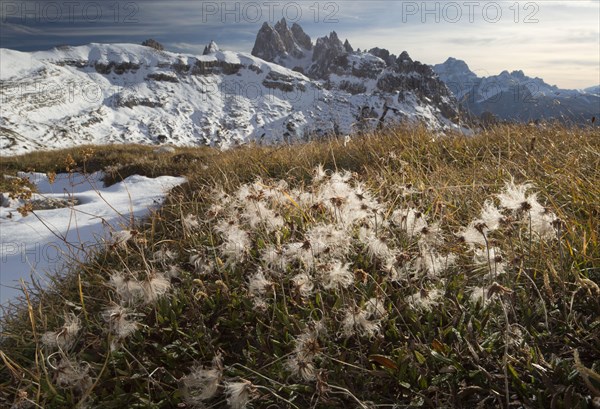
(41, 313), (81, 350)
(102, 305), (139, 340)
(319, 260), (354, 290)
(341, 308), (382, 338)
(54, 357), (91, 392)
(109, 271), (144, 305)
(286, 354), (317, 381)
(406, 288), (443, 312)
(224, 379), (256, 409)
(142, 272), (171, 304)
(393, 208), (428, 238)
(183, 354), (224, 404)
(473, 247), (506, 278)
(248, 268), (273, 296)
(292, 272), (314, 298)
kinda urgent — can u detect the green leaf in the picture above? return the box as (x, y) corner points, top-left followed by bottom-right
(431, 350), (454, 365)
(414, 350), (426, 364)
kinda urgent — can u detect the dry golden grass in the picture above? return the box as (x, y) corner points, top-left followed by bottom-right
(1, 123), (598, 408)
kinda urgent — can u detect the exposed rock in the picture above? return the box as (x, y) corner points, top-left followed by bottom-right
(191, 59), (242, 75)
(172, 63), (190, 74)
(396, 51), (413, 65)
(94, 61), (140, 74)
(251, 18), (312, 63)
(309, 31), (346, 79)
(203, 40), (219, 55)
(252, 22), (286, 61)
(146, 73), (179, 82)
(351, 57), (387, 79)
(343, 39), (354, 53)
(141, 39), (164, 51)
(115, 96), (162, 108)
(248, 64), (263, 74)
(369, 47), (396, 66)
(338, 80), (366, 95)
(262, 71), (306, 92)
(274, 18), (304, 59)
(291, 23), (312, 50)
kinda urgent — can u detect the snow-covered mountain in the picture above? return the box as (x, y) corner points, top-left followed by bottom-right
(0, 20), (461, 156)
(252, 19), (459, 122)
(585, 85), (600, 96)
(433, 58), (600, 123)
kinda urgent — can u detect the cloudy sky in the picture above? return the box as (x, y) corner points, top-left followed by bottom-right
(1, 0), (598, 89)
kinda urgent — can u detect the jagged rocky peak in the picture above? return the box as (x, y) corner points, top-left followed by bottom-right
(203, 40), (219, 55)
(312, 31), (345, 61)
(383, 50), (434, 76)
(251, 22), (286, 61)
(273, 17), (288, 31)
(251, 18), (312, 62)
(248, 20), (461, 123)
(397, 51), (413, 64)
(343, 39), (354, 53)
(291, 22), (312, 50)
(273, 18), (294, 52)
(436, 57), (473, 74)
(319, 31), (343, 48)
(368, 47), (396, 66)
(309, 31), (347, 78)
(273, 18), (305, 59)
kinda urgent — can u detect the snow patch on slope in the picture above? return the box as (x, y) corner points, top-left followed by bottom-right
(0, 171), (186, 307)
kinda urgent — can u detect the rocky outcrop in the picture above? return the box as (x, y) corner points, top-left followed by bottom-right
(396, 51), (413, 65)
(262, 71), (306, 93)
(146, 73), (179, 83)
(343, 39), (354, 53)
(368, 47), (396, 67)
(251, 22), (286, 62)
(191, 59), (242, 75)
(251, 18), (312, 63)
(274, 19), (305, 59)
(309, 31), (346, 79)
(141, 39), (164, 51)
(291, 23), (312, 50)
(94, 61), (140, 74)
(203, 40), (219, 55)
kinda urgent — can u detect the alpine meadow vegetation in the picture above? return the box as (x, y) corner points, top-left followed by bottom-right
(1, 123), (599, 408)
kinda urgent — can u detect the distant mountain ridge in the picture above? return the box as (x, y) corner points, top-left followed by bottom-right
(584, 85), (600, 96)
(433, 58), (599, 123)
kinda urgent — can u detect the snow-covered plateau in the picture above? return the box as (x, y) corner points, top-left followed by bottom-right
(0, 39), (459, 156)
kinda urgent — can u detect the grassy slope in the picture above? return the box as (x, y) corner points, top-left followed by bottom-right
(0, 124), (599, 408)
